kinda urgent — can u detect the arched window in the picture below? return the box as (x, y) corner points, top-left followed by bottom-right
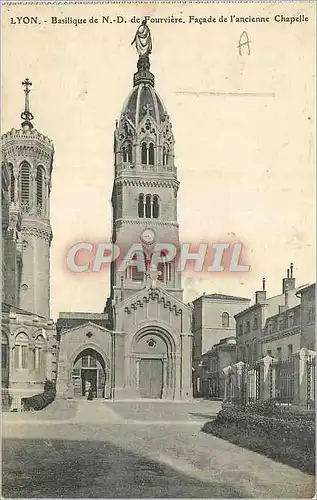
(138, 194), (144, 218)
(145, 194), (151, 218)
(36, 166), (44, 210)
(149, 143), (155, 165)
(125, 252), (145, 282)
(163, 146), (169, 166)
(122, 147), (127, 163)
(141, 142), (147, 165)
(222, 312), (230, 328)
(9, 164), (15, 202)
(20, 163), (30, 206)
(15, 332), (29, 369)
(157, 262), (173, 284)
(34, 334), (45, 374)
(122, 143), (132, 163)
(157, 262), (165, 282)
(127, 143), (133, 163)
(138, 194), (159, 219)
(152, 195), (159, 219)
(155, 250), (173, 284)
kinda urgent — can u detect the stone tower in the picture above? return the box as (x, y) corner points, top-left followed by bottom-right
(109, 39), (182, 309)
(1, 79), (54, 318)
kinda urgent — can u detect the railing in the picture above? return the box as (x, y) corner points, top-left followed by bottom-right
(223, 349), (316, 409)
(1, 387), (44, 412)
(274, 358), (295, 404)
(247, 363), (261, 404)
(307, 356), (316, 409)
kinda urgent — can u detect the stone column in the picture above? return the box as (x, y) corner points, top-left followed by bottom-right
(248, 368), (257, 402)
(162, 355), (168, 399)
(166, 353), (174, 399)
(293, 348), (316, 406)
(223, 366), (232, 402)
(174, 352), (181, 400)
(270, 358), (277, 399)
(113, 331), (125, 394)
(135, 357), (141, 390)
(258, 355), (274, 400)
(8, 346), (15, 388)
(46, 350), (53, 380)
(180, 333), (193, 400)
(44, 177), (50, 218)
(31, 170), (37, 214)
(56, 352), (72, 399)
(232, 361), (246, 404)
(13, 166), (19, 203)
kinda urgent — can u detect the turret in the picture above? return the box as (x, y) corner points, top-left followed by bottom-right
(1, 79), (54, 317)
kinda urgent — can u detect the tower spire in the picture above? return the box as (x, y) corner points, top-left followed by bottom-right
(21, 78), (34, 129)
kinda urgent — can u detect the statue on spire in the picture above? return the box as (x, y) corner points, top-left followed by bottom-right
(21, 78), (34, 129)
(131, 19), (152, 58)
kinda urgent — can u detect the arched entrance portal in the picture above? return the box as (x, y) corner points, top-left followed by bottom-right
(72, 348), (106, 398)
(133, 329), (176, 400)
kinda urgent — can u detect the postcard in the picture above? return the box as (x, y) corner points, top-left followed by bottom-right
(1, 1), (315, 498)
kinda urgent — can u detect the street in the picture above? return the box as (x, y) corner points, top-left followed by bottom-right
(2, 399), (315, 498)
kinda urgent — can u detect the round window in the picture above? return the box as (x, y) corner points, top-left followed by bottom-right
(147, 338), (157, 348)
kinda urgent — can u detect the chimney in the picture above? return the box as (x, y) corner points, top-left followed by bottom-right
(279, 281), (289, 313)
(256, 278), (267, 304)
(282, 263), (296, 293)
(285, 281), (289, 309)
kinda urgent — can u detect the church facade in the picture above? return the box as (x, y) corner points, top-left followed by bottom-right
(1, 27), (193, 403)
(55, 26), (193, 400)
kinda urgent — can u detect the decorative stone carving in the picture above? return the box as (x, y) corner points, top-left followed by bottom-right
(21, 225), (52, 243)
(114, 219), (178, 228)
(147, 338), (157, 348)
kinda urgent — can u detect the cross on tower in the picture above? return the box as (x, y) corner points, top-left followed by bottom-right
(22, 78), (32, 93)
(21, 77), (34, 129)
(143, 103), (152, 115)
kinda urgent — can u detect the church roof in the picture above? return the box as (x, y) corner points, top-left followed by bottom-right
(195, 293), (250, 302)
(121, 82), (167, 127)
(56, 313), (110, 335)
(119, 30), (168, 128)
(2, 302), (46, 318)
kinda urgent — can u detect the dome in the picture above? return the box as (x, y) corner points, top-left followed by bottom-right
(120, 83), (167, 128)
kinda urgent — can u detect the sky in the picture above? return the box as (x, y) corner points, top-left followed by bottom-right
(2, 1), (315, 320)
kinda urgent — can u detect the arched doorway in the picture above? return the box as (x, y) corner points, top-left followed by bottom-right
(133, 328), (176, 399)
(72, 348), (107, 398)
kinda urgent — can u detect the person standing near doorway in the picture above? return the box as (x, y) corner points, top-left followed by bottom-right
(87, 383), (94, 401)
(85, 379), (90, 397)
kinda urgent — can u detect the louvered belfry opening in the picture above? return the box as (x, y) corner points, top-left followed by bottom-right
(36, 166), (44, 208)
(20, 162), (30, 205)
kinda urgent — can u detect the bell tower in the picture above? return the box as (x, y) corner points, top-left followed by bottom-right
(109, 23), (182, 307)
(1, 79), (54, 318)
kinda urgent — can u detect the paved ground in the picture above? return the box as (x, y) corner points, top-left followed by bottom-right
(2, 399), (315, 498)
